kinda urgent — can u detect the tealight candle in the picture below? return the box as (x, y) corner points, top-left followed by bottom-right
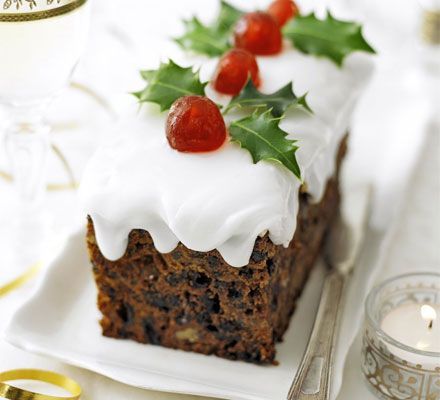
(362, 272), (440, 400)
(381, 303), (440, 352)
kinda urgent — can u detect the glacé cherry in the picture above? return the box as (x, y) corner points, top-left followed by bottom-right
(234, 12), (282, 56)
(166, 96), (227, 153)
(267, 0), (299, 27)
(213, 48), (261, 96)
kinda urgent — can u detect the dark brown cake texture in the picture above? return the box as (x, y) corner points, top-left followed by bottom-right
(86, 137), (347, 365)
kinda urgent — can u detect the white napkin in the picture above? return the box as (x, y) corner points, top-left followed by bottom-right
(337, 120), (440, 400)
(330, 43), (433, 400)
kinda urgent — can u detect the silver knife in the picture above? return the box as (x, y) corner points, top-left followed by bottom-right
(287, 183), (372, 400)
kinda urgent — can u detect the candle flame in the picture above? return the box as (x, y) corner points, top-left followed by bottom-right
(421, 304), (437, 321)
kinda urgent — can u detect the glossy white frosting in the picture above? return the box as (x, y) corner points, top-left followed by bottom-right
(80, 48), (373, 267)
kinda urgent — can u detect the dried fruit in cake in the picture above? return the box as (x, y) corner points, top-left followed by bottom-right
(166, 96), (227, 152)
(234, 12), (282, 55)
(268, 0), (299, 27)
(213, 49), (261, 96)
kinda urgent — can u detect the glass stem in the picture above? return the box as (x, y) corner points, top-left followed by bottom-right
(4, 103), (50, 211)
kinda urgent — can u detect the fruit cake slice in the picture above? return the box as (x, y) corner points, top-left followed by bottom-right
(86, 137), (345, 364)
(80, 0), (373, 364)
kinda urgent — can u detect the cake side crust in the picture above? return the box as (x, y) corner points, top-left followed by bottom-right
(87, 137), (346, 364)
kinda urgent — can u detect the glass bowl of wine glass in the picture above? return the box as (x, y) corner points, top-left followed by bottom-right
(0, 0), (91, 274)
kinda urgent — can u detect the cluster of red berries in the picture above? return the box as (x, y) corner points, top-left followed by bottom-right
(167, 0), (299, 153)
(213, 0), (299, 95)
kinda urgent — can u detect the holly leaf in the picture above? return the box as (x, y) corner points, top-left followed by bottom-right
(133, 60), (207, 111)
(175, 17), (231, 57)
(175, 1), (243, 57)
(224, 80), (312, 117)
(229, 110), (301, 179)
(215, 0), (243, 33)
(283, 12), (375, 66)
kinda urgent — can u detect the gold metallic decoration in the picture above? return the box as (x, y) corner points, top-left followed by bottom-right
(0, 143), (78, 191)
(0, 369), (82, 400)
(70, 81), (118, 120)
(0, 170), (12, 183)
(0, 261), (42, 297)
(0, 0), (87, 22)
(0, 169), (77, 191)
(362, 274), (440, 400)
(50, 143), (78, 190)
(422, 10), (440, 44)
(3, 0), (38, 11)
(362, 330), (440, 400)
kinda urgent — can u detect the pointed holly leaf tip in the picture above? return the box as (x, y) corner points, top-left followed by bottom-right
(229, 110), (301, 179)
(224, 80), (312, 117)
(174, 17), (231, 57)
(133, 60), (207, 111)
(174, 1), (243, 57)
(283, 11), (375, 66)
(216, 0), (243, 33)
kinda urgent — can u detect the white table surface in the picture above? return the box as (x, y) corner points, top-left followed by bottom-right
(1, 0), (439, 399)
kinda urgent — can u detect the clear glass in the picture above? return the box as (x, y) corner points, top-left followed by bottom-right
(0, 0), (90, 273)
(361, 272), (440, 400)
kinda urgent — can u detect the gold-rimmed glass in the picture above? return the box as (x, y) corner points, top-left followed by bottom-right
(0, 0), (90, 270)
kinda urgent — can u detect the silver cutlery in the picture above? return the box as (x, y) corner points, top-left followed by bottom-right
(287, 184), (372, 400)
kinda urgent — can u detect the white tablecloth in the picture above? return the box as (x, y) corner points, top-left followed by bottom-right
(1, 0), (439, 399)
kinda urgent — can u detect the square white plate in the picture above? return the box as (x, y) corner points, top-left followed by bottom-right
(5, 228), (326, 400)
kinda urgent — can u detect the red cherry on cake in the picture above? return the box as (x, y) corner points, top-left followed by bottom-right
(166, 96), (227, 153)
(234, 12), (282, 56)
(213, 49), (261, 96)
(267, 0), (299, 27)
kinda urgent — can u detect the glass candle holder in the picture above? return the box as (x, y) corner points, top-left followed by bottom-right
(362, 272), (440, 400)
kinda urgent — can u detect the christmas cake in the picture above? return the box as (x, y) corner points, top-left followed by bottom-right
(80, 0), (374, 364)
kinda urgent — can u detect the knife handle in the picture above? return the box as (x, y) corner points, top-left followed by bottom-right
(287, 269), (347, 400)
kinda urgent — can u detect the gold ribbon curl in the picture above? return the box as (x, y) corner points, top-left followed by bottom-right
(0, 144), (78, 191)
(0, 369), (82, 400)
(0, 261), (42, 297)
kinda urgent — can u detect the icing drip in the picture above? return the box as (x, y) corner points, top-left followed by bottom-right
(80, 49), (373, 267)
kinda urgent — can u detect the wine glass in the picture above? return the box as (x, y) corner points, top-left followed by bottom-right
(0, 0), (90, 273)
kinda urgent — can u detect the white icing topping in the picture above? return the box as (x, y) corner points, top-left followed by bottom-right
(79, 48), (373, 267)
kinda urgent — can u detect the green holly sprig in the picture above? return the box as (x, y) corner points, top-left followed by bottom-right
(132, 61), (207, 111)
(283, 12), (375, 66)
(175, 1), (375, 66)
(133, 60), (304, 179)
(224, 79), (311, 117)
(175, 1), (242, 57)
(230, 110), (301, 178)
